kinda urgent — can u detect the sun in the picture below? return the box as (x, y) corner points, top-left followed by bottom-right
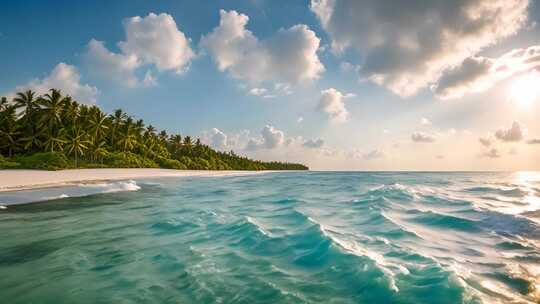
(508, 71), (540, 106)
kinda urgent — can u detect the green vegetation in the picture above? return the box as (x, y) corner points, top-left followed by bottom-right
(0, 89), (308, 171)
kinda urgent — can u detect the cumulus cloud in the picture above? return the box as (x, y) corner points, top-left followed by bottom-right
(302, 138), (325, 149)
(248, 88), (268, 96)
(200, 10), (324, 86)
(261, 125), (285, 149)
(85, 13), (194, 86)
(247, 125), (285, 150)
(85, 39), (140, 87)
(434, 45), (540, 99)
(494, 121), (526, 142)
(411, 132), (436, 143)
(420, 117), (431, 126)
(119, 13), (195, 72)
(432, 57), (494, 99)
(478, 136), (493, 147)
(483, 148), (501, 158)
(317, 88), (349, 123)
(362, 149), (385, 160)
(311, 0), (529, 97)
(142, 71), (158, 87)
(11, 63), (99, 104)
(209, 128), (228, 150)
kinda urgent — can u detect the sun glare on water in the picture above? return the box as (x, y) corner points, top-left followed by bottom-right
(508, 72), (540, 106)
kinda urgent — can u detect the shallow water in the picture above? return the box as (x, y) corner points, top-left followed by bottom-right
(1, 172), (540, 303)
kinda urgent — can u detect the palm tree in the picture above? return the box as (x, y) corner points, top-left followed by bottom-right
(65, 127), (89, 167)
(141, 137), (156, 159)
(42, 127), (67, 153)
(88, 110), (109, 143)
(170, 134), (183, 152)
(39, 89), (66, 132)
(118, 132), (137, 152)
(13, 90), (40, 150)
(89, 140), (108, 163)
(20, 133), (43, 151)
(63, 98), (80, 127)
(0, 125), (20, 157)
(183, 136), (192, 147)
(159, 130), (168, 143)
(110, 109), (126, 150)
(134, 119), (145, 137)
(0, 97), (8, 111)
(13, 90), (37, 120)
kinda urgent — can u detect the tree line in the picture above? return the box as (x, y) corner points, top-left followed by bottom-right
(0, 89), (308, 170)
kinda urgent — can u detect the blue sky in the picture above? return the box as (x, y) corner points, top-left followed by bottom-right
(2, 0), (540, 170)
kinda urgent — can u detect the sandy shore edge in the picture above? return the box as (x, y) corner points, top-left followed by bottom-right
(0, 169), (273, 193)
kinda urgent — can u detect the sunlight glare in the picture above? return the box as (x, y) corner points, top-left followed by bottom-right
(508, 72), (540, 106)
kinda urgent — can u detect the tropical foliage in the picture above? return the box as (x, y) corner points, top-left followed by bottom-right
(0, 89), (308, 171)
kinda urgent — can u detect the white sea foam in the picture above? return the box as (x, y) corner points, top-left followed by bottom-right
(81, 180), (141, 193)
(0, 180), (142, 205)
(315, 220), (406, 292)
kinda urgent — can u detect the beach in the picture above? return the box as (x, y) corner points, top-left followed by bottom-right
(0, 169), (268, 192)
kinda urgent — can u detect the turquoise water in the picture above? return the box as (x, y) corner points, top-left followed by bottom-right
(1, 172), (540, 303)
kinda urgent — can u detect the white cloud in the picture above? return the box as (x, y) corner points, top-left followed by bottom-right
(246, 125), (286, 150)
(85, 39), (140, 87)
(11, 63), (99, 104)
(420, 117), (431, 126)
(200, 10), (324, 86)
(433, 45), (540, 99)
(311, 0), (530, 97)
(210, 128), (228, 150)
(85, 13), (194, 86)
(478, 136), (493, 147)
(432, 56), (494, 99)
(494, 121), (526, 142)
(362, 149), (385, 160)
(248, 88), (268, 96)
(142, 71), (158, 87)
(261, 125), (285, 149)
(317, 88), (349, 123)
(302, 138), (325, 149)
(119, 13), (195, 73)
(483, 148), (501, 158)
(411, 132), (436, 143)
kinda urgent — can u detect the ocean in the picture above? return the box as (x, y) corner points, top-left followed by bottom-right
(1, 172), (539, 303)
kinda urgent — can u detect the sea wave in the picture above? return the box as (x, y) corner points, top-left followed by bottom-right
(2, 172), (540, 303)
(0, 180), (142, 205)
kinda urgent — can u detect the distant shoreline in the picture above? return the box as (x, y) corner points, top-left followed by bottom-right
(0, 169), (273, 193)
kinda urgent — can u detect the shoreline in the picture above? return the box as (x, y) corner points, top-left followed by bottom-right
(0, 169), (274, 193)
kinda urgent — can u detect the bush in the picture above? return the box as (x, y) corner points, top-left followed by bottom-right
(103, 152), (158, 168)
(157, 158), (187, 170)
(0, 155), (20, 169)
(15, 152), (69, 170)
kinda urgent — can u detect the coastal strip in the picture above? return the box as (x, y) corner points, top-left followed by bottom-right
(0, 169), (271, 192)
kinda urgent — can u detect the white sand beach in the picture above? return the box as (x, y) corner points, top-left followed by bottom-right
(0, 169), (269, 192)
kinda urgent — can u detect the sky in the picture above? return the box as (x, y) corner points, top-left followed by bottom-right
(1, 0), (540, 171)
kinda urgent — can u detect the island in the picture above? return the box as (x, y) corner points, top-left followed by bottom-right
(0, 89), (308, 171)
